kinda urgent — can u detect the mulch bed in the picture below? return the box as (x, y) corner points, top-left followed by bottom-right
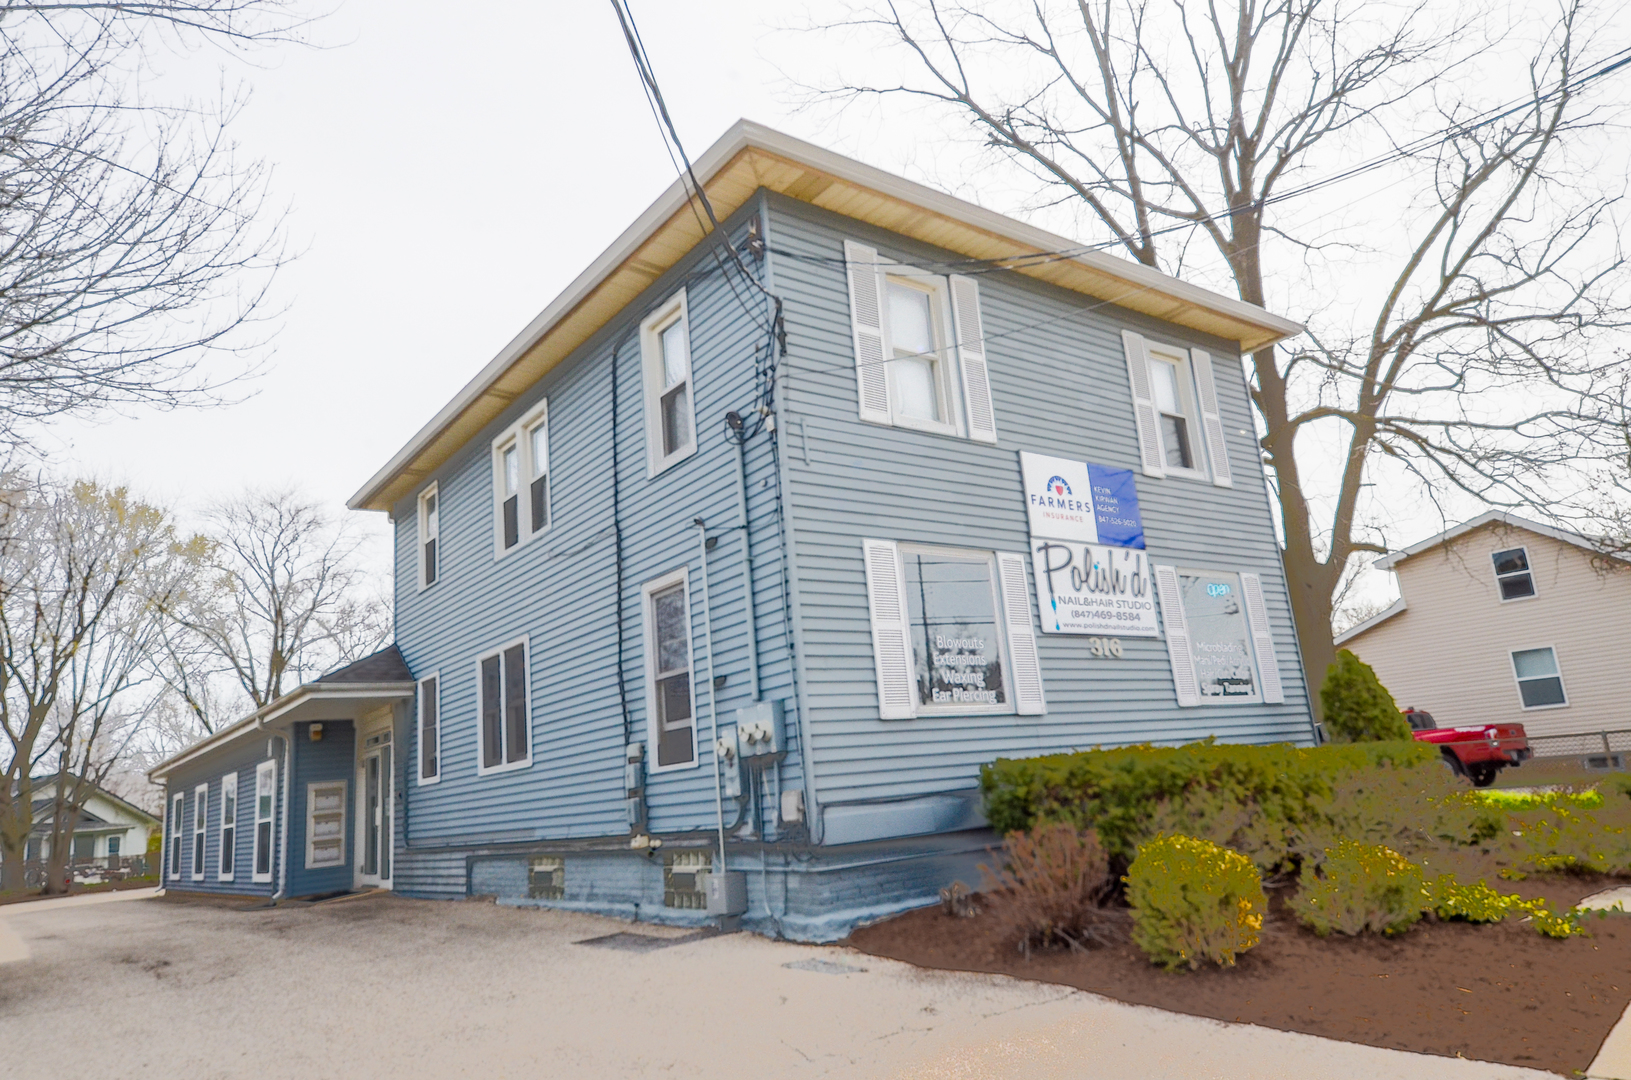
(847, 874), (1631, 1076)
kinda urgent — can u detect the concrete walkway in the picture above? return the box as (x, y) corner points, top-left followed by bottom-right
(0, 894), (1570, 1079)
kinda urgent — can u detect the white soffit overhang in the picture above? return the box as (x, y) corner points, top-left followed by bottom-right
(349, 119), (1305, 513)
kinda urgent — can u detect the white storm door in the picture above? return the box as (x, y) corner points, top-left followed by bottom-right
(357, 728), (393, 889)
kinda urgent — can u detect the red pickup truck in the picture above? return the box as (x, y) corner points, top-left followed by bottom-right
(1404, 708), (1532, 787)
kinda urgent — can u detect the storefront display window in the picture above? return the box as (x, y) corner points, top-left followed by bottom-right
(900, 546), (1009, 713)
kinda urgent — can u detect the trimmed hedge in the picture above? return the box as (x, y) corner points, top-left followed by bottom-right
(980, 738), (1438, 861)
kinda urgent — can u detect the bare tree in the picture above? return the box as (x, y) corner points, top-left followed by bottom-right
(797, 0), (1630, 707)
(157, 489), (390, 735)
(0, 477), (201, 892)
(0, 2), (313, 443)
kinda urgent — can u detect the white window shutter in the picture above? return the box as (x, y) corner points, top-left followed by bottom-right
(1238, 572), (1285, 703)
(1122, 330), (1166, 477)
(950, 274), (998, 444)
(1190, 349), (1234, 488)
(1153, 564), (1200, 706)
(845, 240), (892, 425)
(861, 538), (916, 719)
(996, 552), (1046, 715)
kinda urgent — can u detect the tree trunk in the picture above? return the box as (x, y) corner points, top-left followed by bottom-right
(1281, 540), (1338, 727)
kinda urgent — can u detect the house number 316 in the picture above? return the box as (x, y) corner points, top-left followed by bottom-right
(1087, 637), (1123, 658)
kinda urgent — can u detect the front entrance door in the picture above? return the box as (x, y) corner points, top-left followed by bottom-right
(357, 728), (393, 889)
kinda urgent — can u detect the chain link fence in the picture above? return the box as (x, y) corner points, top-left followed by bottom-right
(1526, 729), (1631, 769)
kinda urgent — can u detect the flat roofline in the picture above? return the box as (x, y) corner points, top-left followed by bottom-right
(349, 119), (1303, 513)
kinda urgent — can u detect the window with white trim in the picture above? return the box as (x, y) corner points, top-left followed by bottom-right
(191, 784), (208, 881)
(218, 773), (237, 881)
(1492, 547), (1535, 601)
(306, 781), (346, 869)
(525, 409), (550, 536)
(643, 570), (696, 769)
(642, 291), (697, 475)
(418, 673), (440, 783)
(418, 484), (439, 589)
(169, 792), (184, 881)
(1511, 647), (1567, 709)
(252, 760), (276, 883)
(494, 432), (521, 553)
(843, 240), (997, 444)
(1121, 331), (1233, 487)
(1152, 566), (1284, 707)
(861, 540), (1044, 719)
(477, 638), (530, 773)
(491, 401), (550, 556)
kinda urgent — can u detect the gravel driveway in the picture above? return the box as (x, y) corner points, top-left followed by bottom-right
(0, 892), (1554, 1079)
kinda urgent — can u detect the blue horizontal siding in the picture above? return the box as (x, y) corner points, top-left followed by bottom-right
(163, 735), (282, 898)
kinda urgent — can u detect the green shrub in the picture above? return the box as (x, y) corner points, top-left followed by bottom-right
(1505, 804), (1631, 874)
(980, 738), (1437, 869)
(1476, 788), (1603, 811)
(1291, 840), (1426, 936)
(1299, 763), (1504, 862)
(1427, 875), (1514, 923)
(1125, 833), (1266, 971)
(979, 823), (1115, 953)
(1320, 650), (1410, 743)
(1603, 774), (1631, 803)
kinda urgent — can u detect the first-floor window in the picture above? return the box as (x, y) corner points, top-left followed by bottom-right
(191, 784), (208, 880)
(478, 639), (530, 773)
(645, 572), (695, 768)
(107, 835), (121, 859)
(1152, 565), (1285, 708)
(169, 793), (185, 880)
(306, 782), (347, 869)
(1511, 647), (1567, 709)
(218, 773), (237, 881)
(418, 674), (441, 783)
(252, 760), (276, 883)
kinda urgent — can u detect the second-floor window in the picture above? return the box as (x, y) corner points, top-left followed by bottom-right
(491, 401), (551, 558)
(418, 484), (439, 588)
(642, 290), (698, 475)
(1492, 547), (1535, 600)
(1121, 330), (1234, 488)
(844, 239), (998, 444)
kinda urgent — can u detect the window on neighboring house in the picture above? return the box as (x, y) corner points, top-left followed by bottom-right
(218, 773), (237, 881)
(252, 760), (276, 883)
(73, 834), (94, 861)
(191, 784), (208, 881)
(1120, 330), (1234, 487)
(642, 291), (699, 475)
(418, 484), (439, 589)
(1492, 547), (1535, 601)
(418, 674), (440, 783)
(477, 639), (530, 774)
(169, 793), (184, 880)
(1511, 647), (1567, 709)
(306, 781), (346, 869)
(644, 571), (695, 769)
(843, 240), (998, 444)
(107, 835), (121, 859)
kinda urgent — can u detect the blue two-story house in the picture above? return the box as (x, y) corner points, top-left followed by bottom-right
(151, 122), (1312, 939)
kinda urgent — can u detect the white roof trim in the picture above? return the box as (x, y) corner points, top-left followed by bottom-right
(1374, 510), (1617, 571)
(1334, 597), (1407, 646)
(348, 119), (1303, 513)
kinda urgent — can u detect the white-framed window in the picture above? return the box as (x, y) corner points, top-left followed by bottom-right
(491, 401), (551, 557)
(252, 759), (276, 883)
(191, 784), (208, 881)
(107, 835), (121, 858)
(843, 240), (998, 444)
(641, 290), (698, 475)
(305, 781), (347, 869)
(1121, 330), (1234, 487)
(418, 483), (439, 590)
(1511, 646), (1567, 709)
(643, 568), (697, 770)
(860, 540), (1044, 720)
(1492, 547), (1535, 601)
(418, 673), (441, 784)
(1152, 566), (1285, 707)
(476, 637), (531, 774)
(168, 792), (185, 881)
(218, 773), (237, 882)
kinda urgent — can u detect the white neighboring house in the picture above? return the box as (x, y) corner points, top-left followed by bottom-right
(21, 777), (163, 869)
(1338, 512), (1631, 755)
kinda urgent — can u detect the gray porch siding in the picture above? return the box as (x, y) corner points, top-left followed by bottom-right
(162, 736), (282, 897)
(392, 203), (799, 850)
(766, 195), (1313, 811)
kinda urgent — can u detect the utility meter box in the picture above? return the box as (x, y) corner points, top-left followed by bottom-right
(715, 727), (744, 799)
(733, 700), (784, 760)
(703, 869), (748, 916)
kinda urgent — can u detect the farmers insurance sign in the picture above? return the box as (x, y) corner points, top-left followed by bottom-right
(1019, 451), (1159, 637)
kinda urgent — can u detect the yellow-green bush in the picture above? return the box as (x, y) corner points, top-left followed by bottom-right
(1507, 804), (1631, 874)
(1291, 840), (1426, 936)
(1125, 833), (1266, 971)
(1476, 788), (1603, 811)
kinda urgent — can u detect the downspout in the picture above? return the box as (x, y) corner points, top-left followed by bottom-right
(731, 429), (760, 702)
(273, 733), (290, 902)
(695, 518), (727, 879)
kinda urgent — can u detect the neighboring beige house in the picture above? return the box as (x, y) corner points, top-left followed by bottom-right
(1339, 511), (1630, 748)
